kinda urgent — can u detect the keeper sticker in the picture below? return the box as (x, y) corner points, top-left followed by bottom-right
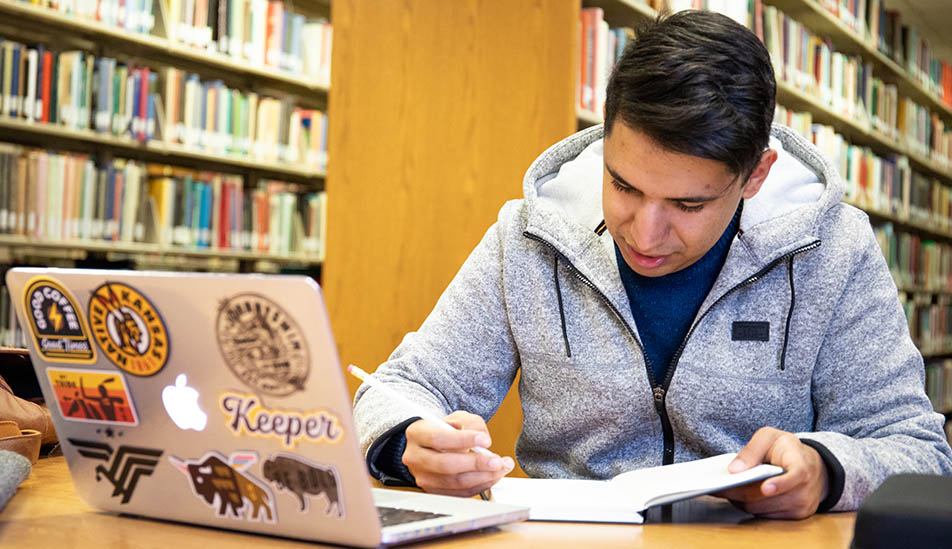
(22, 276), (96, 363)
(88, 282), (170, 377)
(48, 368), (139, 425)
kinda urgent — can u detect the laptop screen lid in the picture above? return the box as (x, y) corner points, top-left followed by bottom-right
(7, 267), (391, 547)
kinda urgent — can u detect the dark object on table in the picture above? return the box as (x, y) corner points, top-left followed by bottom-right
(851, 474), (952, 549)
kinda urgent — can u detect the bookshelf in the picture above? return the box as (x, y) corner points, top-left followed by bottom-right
(577, 0), (952, 430)
(0, 0), (329, 271)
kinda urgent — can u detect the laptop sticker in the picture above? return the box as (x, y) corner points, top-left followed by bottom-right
(215, 293), (310, 396)
(22, 276), (96, 363)
(87, 281), (170, 377)
(47, 368), (139, 426)
(170, 451), (277, 524)
(219, 391), (343, 449)
(67, 438), (162, 504)
(263, 454), (345, 518)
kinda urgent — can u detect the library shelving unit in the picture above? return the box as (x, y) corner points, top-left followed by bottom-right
(0, 0), (329, 272)
(577, 0), (952, 425)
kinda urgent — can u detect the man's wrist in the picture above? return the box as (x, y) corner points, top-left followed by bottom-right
(800, 438), (844, 513)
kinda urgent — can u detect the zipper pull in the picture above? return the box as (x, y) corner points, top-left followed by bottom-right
(653, 386), (666, 412)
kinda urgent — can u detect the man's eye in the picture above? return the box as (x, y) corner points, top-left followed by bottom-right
(610, 179), (633, 193)
(677, 203), (704, 213)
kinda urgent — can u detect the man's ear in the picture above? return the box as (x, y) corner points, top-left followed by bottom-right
(741, 149), (778, 200)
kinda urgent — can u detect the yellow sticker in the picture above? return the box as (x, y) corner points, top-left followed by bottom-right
(22, 276), (96, 363)
(87, 282), (170, 377)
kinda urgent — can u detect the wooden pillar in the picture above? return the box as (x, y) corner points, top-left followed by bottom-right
(325, 0), (578, 474)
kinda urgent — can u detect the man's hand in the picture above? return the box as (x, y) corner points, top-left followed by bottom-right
(402, 410), (515, 497)
(717, 427), (829, 519)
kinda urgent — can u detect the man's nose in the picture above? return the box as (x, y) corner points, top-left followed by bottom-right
(630, 203), (668, 252)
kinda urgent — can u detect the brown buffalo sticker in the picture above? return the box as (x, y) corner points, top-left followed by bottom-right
(263, 453), (344, 518)
(170, 451), (276, 523)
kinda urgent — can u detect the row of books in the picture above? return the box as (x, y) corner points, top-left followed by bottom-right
(899, 293), (952, 357)
(874, 223), (952, 292)
(147, 169), (325, 256)
(816, 0), (952, 109)
(777, 106), (952, 231)
(0, 40), (159, 142)
(167, 0), (332, 85)
(926, 359), (952, 414)
(577, 8), (633, 115)
(0, 285), (26, 349)
(13, 0), (156, 35)
(163, 68), (328, 167)
(0, 37), (330, 168)
(759, 3), (952, 166)
(0, 144), (326, 258)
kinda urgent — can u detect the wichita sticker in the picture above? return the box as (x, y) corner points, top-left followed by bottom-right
(216, 293), (309, 396)
(68, 438), (162, 504)
(263, 454), (344, 517)
(47, 368), (139, 425)
(88, 282), (170, 377)
(22, 276), (96, 363)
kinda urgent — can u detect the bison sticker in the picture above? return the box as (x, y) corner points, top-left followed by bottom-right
(170, 451), (276, 523)
(262, 454), (344, 518)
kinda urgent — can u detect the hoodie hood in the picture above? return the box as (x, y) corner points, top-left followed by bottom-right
(522, 124), (843, 272)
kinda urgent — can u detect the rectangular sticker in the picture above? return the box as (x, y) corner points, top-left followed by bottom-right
(47, 368), (139, 425)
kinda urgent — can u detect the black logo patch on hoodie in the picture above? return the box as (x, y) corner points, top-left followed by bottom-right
(732, 321), (769, 342)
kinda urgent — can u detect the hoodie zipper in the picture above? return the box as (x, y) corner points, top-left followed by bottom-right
(524, 231), (820, 467)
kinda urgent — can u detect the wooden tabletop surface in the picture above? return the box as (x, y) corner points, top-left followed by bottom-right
(0, 456), (858, 548)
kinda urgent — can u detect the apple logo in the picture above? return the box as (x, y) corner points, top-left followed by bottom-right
(162, 374), (208, 431)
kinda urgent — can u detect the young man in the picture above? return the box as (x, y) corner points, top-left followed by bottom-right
(353, 10), (952, 518)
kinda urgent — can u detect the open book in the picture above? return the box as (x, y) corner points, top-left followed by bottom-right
(490, 453), (783, 524)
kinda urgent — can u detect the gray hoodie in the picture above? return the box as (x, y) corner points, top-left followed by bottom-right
(353, 124), (952, 511)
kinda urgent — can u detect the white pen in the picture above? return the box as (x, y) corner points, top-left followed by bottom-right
(347, 364), (493, 456)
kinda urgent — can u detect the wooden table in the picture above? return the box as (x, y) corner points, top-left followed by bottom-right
(0, 457), (857, 548)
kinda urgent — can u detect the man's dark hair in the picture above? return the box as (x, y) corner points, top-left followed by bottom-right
(604, 10), (776, 179)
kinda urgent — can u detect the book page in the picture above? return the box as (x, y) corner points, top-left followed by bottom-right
(611, 453), (784, 509)
(490, 477), (644, 523)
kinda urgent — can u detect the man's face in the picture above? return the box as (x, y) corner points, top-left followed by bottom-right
(602, 121), (771, 277)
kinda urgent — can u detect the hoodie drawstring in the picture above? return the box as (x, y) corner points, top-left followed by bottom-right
(554, 254), (572, 358)
(779, 255), (796, 371)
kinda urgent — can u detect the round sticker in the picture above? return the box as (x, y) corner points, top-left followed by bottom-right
(88, 282), (170, 376)
(216, 293), (309, 396)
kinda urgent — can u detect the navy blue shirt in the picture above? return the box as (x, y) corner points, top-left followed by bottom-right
(615, 202), (742, 385)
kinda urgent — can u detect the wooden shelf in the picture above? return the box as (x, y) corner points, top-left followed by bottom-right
(846, 198), (952, 243)
(764, 0), (952, 125)
(898, 286), (952, 297)
(0, 117), (325, 183)
(0, 235), (322, 266)
(776, 81), (952, 182)
(583, 0), (655, 26)
(0, 0), (328, 97)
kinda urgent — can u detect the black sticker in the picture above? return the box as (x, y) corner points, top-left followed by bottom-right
(732, 321), (770, 342)
(263, 454), (344, 518)
(67, 438), (162, 504)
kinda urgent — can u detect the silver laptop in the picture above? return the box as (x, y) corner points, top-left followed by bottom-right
(6, 267), (528, 547)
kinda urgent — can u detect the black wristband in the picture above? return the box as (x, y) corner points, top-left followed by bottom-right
(366, 417), (421, 487)
(800, 438), (845, 513)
